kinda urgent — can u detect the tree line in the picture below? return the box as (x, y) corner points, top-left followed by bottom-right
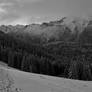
(0, 31), (92, 81)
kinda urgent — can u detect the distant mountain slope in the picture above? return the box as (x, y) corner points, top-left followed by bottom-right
(0, 16), (92, 44)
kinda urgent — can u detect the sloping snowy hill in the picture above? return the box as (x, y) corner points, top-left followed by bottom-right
(0, 62), (92, 92)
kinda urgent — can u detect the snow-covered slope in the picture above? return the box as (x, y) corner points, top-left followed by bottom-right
(0, 63), (92, 92)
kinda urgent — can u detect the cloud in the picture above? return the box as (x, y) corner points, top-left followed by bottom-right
(0, 0), (58, 25)
(0, 16), (32, 25)
(0, 2), (17, 25)
(0, 15), (49, 25)
(10, 16), (31, 25)
(16, 0), (42, 3)
(0, 3), (13, 7)
(0, 8), (6, 13)
(0, 4), (8, 19)
(0, 2), (13, 14)
(0, 0), (46, 25)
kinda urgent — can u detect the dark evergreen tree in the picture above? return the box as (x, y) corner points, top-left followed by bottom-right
(21, 52), (29, 72)
(81, 64), (92, 80)
(68, 60), (79, 79)
(8, 50), (15, 67)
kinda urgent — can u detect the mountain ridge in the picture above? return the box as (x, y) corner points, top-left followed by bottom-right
(0, 16), (92, 44)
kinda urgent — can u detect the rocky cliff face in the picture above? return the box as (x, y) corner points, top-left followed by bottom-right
(0, 16), (92, 44)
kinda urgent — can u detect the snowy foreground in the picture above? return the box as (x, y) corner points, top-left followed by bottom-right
(0, 63), (92, 92)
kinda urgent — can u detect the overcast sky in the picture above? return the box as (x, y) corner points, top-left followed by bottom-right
(0, 0), (92, 25)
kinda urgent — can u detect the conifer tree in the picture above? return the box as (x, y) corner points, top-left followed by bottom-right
(21, 52), (29, 72)
(68, 60), (79, 79)
(8, 50), (15, 67)
(82, 64), (92, 80)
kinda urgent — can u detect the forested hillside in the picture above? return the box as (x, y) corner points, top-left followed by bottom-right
(1, 17), (92, 81)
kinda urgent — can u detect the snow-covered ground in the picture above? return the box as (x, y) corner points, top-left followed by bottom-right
(0, 62), (92, 92)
